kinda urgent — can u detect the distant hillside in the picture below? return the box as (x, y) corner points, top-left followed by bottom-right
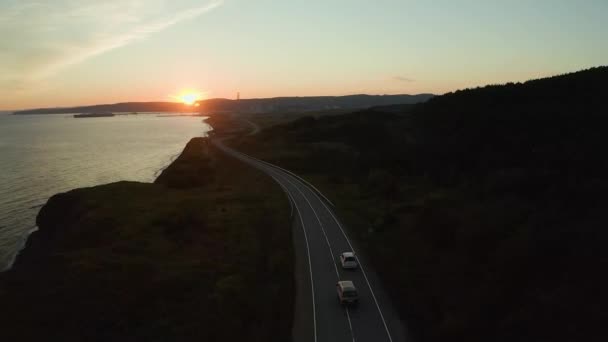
(13, 102), (193, 115)
(198, 94), (434, 113)
(232, 66), (608, 342)
(13, 94), (434, 115)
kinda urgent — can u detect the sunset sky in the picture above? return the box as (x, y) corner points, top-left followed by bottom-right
(1, 0), (606, 110)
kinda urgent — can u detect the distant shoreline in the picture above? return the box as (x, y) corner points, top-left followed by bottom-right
(12, 94), (434, 115)
(13, 111), (202, 116)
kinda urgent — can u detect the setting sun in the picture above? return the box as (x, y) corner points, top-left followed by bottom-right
(179, 92), (201, 106)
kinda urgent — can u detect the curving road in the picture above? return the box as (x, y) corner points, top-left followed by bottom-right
(213, 138), (408, 342)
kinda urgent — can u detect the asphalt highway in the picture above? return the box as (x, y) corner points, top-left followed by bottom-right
(213, 138), (408, 342)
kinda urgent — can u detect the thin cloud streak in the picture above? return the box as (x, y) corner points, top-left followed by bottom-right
(0, 0), (223, 91)
(393, 76), (415, 82)
(40, 1), (223, 78)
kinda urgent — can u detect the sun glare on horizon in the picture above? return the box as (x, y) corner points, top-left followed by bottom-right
(180, 93), (199, 106)
(173, 91), (204, 106)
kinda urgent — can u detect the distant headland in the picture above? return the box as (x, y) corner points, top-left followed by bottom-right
(13, 102), (195, 115)
(12, 94), (434, 115)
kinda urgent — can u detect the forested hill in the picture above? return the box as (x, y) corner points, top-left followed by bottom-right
(407, 66), (608, 183)
(12, 94), (434, 115)
(237, 66), (608, 342)
(426, 66), (606, 109)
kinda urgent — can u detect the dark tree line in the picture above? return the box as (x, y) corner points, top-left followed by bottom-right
(244, 66), (608, 342)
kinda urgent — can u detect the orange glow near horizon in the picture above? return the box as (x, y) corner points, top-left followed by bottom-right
(172, 90), (205, 106)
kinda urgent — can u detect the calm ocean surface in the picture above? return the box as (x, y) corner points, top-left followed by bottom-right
(0, 113), (211, 271)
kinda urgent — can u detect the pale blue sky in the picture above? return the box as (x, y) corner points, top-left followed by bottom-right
(1, 0), (606, 109)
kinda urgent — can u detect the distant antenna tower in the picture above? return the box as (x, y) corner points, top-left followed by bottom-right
(237, 92), (240, 101)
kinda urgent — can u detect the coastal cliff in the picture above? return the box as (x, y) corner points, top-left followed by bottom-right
(0, 137), (293, 342)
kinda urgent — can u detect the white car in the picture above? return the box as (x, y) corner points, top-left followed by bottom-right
(340, 252), (358, 269)
(336, 280), (359, 305)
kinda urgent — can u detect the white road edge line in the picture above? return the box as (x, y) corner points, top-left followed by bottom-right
(345, 308), (356, 342)
(215, 140), (389, 342)
(277, 172), (341, 277)
(232, 150), (335, 207)
(305, 185), (394, 342)
(265, 166), (355, 342)
(244, 149), (394, 342)
(278, 178), (318, 342)
(274, 177), (294, 218)
(212, 140), (318, 342)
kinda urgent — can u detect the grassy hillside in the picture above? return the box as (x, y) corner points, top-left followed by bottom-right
(228, 67), (608, 342)
(0, 138), (293, 342)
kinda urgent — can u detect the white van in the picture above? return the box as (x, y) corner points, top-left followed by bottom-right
(336, 280), (359, 305)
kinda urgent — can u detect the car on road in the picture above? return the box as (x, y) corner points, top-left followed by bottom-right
(336, 280), (359, 305)
(339, 252), (358, 269)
